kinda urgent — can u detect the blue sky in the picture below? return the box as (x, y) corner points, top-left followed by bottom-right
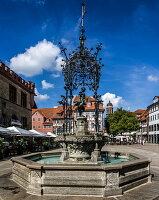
(1, 0), (159, 112)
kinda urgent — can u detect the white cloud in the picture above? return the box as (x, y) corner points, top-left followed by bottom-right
(9, 39), (63, 77)
(101, 92), (124, 108)
(35, 88), (49, 101)
(41, 80), (54, 89)
(61, 38), (69, 45)
(51, 73), (60, 78)
(147, 75), (159, 82)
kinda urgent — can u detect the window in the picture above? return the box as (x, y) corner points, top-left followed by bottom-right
(35, 112), (38, 116)
(38, 125), (41, 129)
(38, 118), (41, 122)
(33, 125), (35, 129)
(157, 124), (159, 131)
(50, 113), (53, 116)
(9, 84), (17, 103)
(53, 128), (56, 134)
(21, 117), (27, 128)
(48, 126), (51, 129)
(57, 113), (61, 117)
(154, 124), (157, 131)
(32, 117), (35, 122)
(88, 102), (91, 107)
(21, 92), (27, 108)
(57, 127), (62, 133)
(43, 125), (47, 129)
(91, 123), (95, 129)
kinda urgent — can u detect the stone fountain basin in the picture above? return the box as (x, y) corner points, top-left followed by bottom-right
(11, 150), (151, 197)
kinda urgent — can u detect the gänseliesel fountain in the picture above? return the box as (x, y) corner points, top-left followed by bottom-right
(11, 3), (151, 198)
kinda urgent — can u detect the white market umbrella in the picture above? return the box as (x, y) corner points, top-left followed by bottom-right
(0, 126), (17, 136)
(46, 132), (57, 138)
(7, 126), (37, 137)
(29, 129), (47, 137)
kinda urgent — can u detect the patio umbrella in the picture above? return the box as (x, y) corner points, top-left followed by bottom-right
(46, 132), (57, 137)
(0, 126), (18, 136)
(29, 129), (47, 137)
(7, 126), (38, 137)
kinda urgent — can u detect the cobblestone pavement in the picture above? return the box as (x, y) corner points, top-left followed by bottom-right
(0, 144), (158, 200)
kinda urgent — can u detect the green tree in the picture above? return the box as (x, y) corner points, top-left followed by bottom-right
(105, 108), (140, 135)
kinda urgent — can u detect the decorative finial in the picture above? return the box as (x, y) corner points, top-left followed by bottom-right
(81, 2), (86, 30)
(79, 2), (86, 50)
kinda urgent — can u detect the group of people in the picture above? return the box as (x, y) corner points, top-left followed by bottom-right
(137, 138), (147, 145)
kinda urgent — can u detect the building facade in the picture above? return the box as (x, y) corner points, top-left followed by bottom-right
(32, 96), (105, 134)
(137, 109), (149, 142)
(0, 60), (36, 129)
(106, 101), (113, 117)
(148, 96), (159, 144)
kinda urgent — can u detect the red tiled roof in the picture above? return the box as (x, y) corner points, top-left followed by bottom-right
(73, 96), (105, 111)
(74, 96), (95, 102)
(32, 106), (64, 123)
(138, 108), (149, 121)
(132, 109), (145, 115)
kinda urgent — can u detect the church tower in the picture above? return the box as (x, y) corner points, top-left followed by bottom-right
(106, 100), (113, 117)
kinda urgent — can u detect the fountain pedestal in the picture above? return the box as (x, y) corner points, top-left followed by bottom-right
(56, 116), (104, 163)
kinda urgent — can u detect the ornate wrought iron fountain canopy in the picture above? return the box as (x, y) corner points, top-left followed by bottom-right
(58, 3), (104, 134)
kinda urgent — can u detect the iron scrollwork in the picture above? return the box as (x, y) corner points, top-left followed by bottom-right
(58, 3), (104, 134)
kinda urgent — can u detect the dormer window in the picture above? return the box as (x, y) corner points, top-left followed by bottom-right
(46, 119), (50, 122)
(154, 97), (159, 103)
(57, 113), (61, 117)
(50, 113), (53, 116)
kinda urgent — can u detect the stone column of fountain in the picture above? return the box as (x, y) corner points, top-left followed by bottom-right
(56, 88), (104, 164)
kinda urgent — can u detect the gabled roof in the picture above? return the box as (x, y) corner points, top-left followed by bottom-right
(73, 95), (105, 111)
(138, 108), (149, 121)
(132, 109), (145, 115)
(32, 106), (65, 123)
(74, 95), (95, 102)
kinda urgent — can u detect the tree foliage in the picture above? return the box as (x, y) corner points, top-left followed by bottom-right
(105, 108), (140, 135)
